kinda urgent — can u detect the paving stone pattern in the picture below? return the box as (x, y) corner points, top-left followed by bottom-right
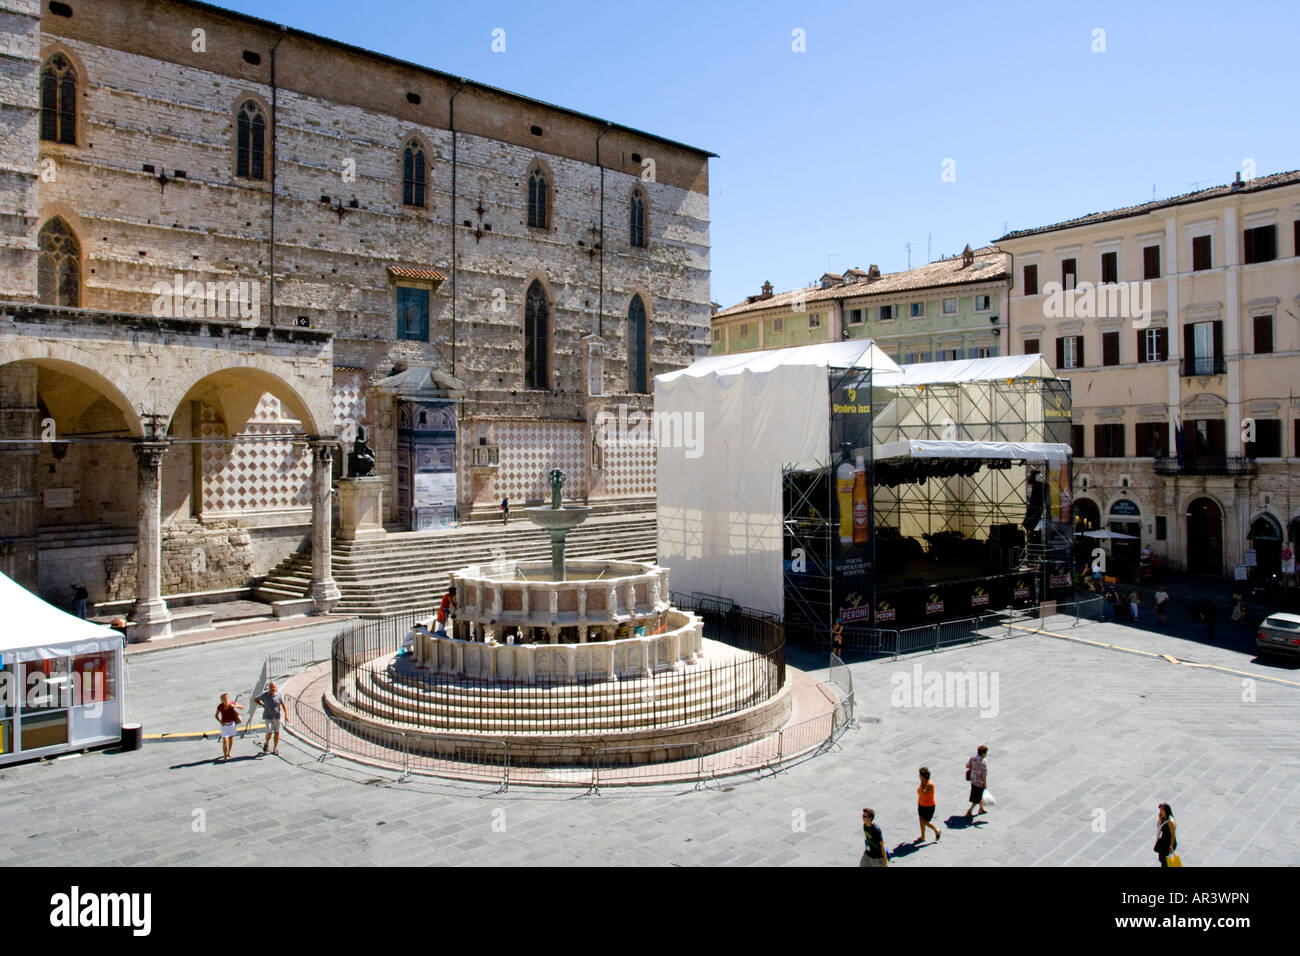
(2, 618), (1297, 866)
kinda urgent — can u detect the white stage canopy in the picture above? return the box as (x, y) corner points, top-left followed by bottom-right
(655, 342), (899, 616)
(0, 570), (122, 663)
(874, 439), (1072, 465)
(874, 354), (1054, 387)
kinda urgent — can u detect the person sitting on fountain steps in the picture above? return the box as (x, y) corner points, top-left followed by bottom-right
(436, 586), (457, 638)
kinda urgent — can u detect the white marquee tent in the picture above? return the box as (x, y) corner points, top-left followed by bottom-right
(0, 570), (124, 764)
(655, 344), (1069, 617)
(655, 342), (900, 615)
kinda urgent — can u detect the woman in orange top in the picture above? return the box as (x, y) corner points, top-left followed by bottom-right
(917, 766), (941, 843)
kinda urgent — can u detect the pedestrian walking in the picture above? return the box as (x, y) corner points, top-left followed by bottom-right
(214, 692), (242, 763)
(436, 585), (457, 637)
(1103, 586), (1119, 622)
(71, 584), (89, 620)
(1154, 586), (1170, 625)
(1128, 589), (1141, 623)
(860, 808), (890, 867)
(1154, 803), (1179, 867)
(964, 745), (989, 817)
(1230, 593), (1246, 627)
(501, 496), (509, 525)
(916, 767), (941, 843)
(256, 681), (284, 755)
(1195, 600), (1216, 640)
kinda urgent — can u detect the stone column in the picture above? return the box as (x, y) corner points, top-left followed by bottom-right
(310, 443), (342, 614)
(130, 442), (172, 642)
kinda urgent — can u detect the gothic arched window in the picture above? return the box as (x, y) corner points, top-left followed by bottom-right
(40, 54), (77, 145)
(629, 188), (646, 248)
(627, 294), (648, 393)
(527, 167), (549, 229)
(236, 100), (266, 180)
(524, 281), (550, 388)
(38, 218), (81, 307)
(403, 140), (427, 208)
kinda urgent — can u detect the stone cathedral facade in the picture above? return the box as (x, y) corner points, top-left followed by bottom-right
(0, 0), (712, 623)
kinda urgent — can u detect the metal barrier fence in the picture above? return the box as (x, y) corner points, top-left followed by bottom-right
(283, 680), (855, 792)
(329, 602), (786, 736)
(806, 593), (1107, 660)
(827, 653), (855, 725)
(264, 637), (322, 680)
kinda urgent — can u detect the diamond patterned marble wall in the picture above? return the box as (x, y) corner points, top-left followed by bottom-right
(490, 421), (587, 504)
(200, 396), (311, 514)
(333, 368), (366, 437)
(600, 438), (656, 498)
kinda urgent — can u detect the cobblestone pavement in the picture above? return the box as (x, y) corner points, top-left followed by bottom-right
(2, 617), (1297, 866)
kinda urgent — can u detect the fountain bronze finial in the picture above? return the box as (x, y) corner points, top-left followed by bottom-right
(549, 468), (565, 509)
(524, 469), (588, 581)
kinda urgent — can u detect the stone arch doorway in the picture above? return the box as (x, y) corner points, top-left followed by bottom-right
(1107, 498), (1142, 579)
(169, 367), (322, 524)
(1186, 497), (1223, 576)
(1249, 514), (1283, 579)
(0, 358), (144, 601)
(1074, 497), (1101, 534)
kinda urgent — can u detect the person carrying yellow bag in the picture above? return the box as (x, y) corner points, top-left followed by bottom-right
(1154, 803), (1180, 867)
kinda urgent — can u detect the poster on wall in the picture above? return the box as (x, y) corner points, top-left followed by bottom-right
(829, 368), (875, 627)
(414, 472), (456, 507)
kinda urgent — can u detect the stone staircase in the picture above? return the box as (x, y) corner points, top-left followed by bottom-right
(257, 511), (658, 617)
(337, 644), (767, 735)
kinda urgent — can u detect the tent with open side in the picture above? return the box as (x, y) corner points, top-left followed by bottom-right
(656, 345), (1073, 621)
(655, 341), (900, 615)
(0, 570), (125, 765)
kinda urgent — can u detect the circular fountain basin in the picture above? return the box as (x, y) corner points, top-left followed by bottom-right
(521, 505), (591, 530)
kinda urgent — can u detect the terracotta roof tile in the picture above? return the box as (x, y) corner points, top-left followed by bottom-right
(388, 265), (447, 282)
(716, 247), (1009, 319)
(997, 169), (1300, 241)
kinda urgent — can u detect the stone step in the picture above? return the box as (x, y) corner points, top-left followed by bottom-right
(341, 662), (768, 732)
(257, 511), (658, 614)
(323, 543), (658, 576)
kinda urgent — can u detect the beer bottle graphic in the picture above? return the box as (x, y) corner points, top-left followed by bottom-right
(852, 455), (869, 545)
(837, 452), (856, 546)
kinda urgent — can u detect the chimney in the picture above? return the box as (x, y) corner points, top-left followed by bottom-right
(759, 280), (774, 300)
(867, 264), (880, 280)
(961, 244), (974, 267)
(1231, 171), (1243, 191)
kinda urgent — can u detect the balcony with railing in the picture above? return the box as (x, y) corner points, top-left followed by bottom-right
(1180, 354), (1227, 377)
(1153, 455), (1258, 476)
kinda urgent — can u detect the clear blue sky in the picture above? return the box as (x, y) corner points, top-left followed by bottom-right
(220, 0), (1300, 309)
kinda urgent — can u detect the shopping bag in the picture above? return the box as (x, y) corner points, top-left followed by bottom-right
(982, 790), (996, 807)
(1165, 854), (1182, 867)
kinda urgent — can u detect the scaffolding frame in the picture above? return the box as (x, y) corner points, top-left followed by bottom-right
(782, 367), (1076, 637)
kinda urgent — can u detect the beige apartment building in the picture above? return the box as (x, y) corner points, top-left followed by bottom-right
(999, 170), (1300, 581)
(712, 246), (1009, 365)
